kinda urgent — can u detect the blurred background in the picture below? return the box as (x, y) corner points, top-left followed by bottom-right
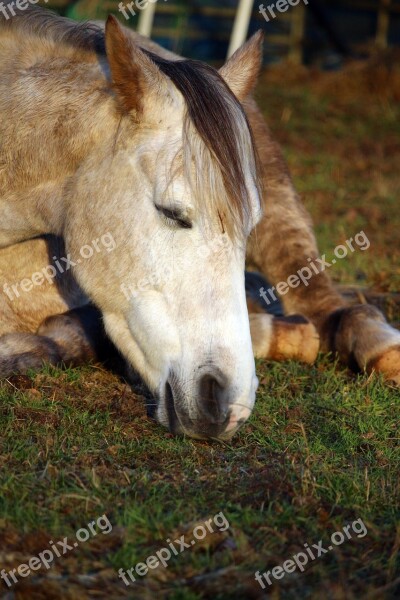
(40, 0), (400, 67)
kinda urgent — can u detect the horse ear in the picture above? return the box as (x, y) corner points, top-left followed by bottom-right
(219, 31), (263, 101)
(105, 15), (166, 116)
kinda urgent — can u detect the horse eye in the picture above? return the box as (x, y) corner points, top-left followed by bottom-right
(155, 205), (192, 229)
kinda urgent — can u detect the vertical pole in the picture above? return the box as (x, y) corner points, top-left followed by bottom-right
(137, 1), (157, 37)
(376, 0), (391, 49)
(227, 0), (254, 58)
(288, 3), (306, 64)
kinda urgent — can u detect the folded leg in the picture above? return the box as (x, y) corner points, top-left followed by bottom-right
(245, 97), (400, 383)
(249, 312), (319, 364)
(0, 305), (109, 377)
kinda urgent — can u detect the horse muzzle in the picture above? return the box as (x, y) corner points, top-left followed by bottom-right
(157, 367), (256, 440)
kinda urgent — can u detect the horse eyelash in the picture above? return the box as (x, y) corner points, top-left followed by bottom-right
(155, 205), (192, 229)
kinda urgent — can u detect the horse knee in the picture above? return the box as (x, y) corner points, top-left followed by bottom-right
(250, 313), (320, 364)
(37, 309), (99, 365)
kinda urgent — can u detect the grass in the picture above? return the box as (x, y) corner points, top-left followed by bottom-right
(1, 61), (400, 599)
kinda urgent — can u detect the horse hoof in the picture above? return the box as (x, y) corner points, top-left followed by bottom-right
(367, 346), (400, 386)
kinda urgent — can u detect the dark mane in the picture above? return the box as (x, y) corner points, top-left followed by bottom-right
(145, 52), (258, 230)
(1, 3), (260, 231)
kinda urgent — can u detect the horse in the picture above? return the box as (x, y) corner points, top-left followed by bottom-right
(0, 4), (399, 441)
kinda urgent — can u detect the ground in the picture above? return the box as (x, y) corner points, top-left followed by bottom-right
(0, 55), (399, 599)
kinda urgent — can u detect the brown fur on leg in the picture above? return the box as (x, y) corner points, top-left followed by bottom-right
(38, 307), (99, 365)
(244, 97), (346, 320)
(368, 347), (400, 386)
(321, 304), (400, 383)
(242, 98), (400, 384)
(37, 305), (118, 367)
(246, 297), (266, 315)
(250, 313), (320, 363)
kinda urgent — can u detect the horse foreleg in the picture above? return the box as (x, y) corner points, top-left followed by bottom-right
(245, 97), (400, 384)
(0, 332), (62, 377)
(321, 305), (400, 385)
(0, 306), (112, 377)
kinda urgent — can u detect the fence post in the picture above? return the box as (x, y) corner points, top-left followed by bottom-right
(137, 1), (157, 37)
(227, 0), (255, 57)
(376, 0), (391, 49)
(288, 2), (306, 64)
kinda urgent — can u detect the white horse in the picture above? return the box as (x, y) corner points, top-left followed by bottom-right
(1, 5), (399, 441)
(0, 9), (266, 439)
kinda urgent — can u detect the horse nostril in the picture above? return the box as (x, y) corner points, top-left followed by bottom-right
(165, 380), (179, 433)
(198, 372), (230, 425)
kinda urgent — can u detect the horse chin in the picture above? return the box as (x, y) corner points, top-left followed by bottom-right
(163, 415), (248, 442)
(155, 411), (241, 441)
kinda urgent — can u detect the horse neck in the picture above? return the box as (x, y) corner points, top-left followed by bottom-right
(0, 37), (117, 246)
